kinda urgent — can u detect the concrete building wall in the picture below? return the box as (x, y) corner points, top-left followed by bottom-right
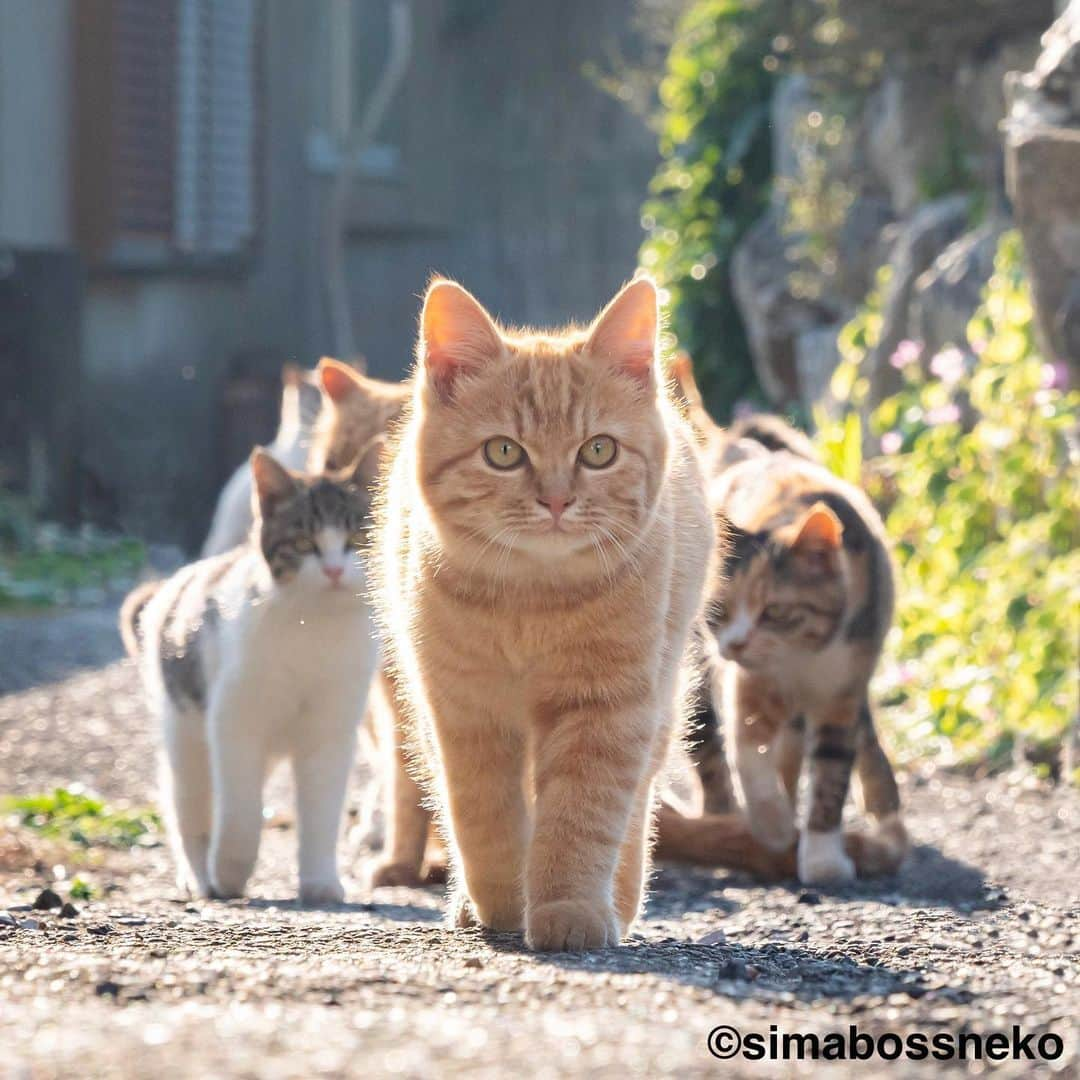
(1, 0), (657, 548)
(0, 0), (72, 248)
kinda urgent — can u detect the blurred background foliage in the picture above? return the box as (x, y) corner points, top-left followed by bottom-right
(820, 233), (1079, 777)
(0, 492), (144, 610)
(615, 0), (1078, 779)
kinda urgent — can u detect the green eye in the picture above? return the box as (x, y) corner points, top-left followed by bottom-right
(483, 436), (526, 470)
(762, 604), (788, 622)
(579, 434), (618, 469)
(295, 538), (316, 555)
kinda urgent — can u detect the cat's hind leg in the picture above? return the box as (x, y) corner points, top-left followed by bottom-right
(368, 668), (434, 888)
(207, 679), (269, 899)
(160, 701), (213, 897)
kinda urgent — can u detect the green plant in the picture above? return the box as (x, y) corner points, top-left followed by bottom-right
(821, 234), (1079, 773)
(639, 0), (790, 416)
(69, 876), (97, 901)
(2, 788), (161, 849)
(0, 492), (144, 609)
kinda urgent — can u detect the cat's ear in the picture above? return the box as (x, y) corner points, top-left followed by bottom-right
(318, 357), (365, 404)
(250, 448), (298, 518)
(790, 502), (843, 563)
(419, 279), (502, 401)
(329, 434), (386, 491)
(586, 275), (659, 388)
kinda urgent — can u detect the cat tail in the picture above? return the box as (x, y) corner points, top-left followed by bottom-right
(669, 351), (720, 442)
(119, 580), (162, 658)
(655, 802), (910, 880)
(654, 802), (795, 881)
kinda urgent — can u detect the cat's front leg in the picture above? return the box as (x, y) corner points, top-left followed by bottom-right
(799, 698), (859, 885)
(293, 700), (360, 905)
(207, 681), (268, 899)
(434, 706), (529, 932)
(525, 697), (651, 951)
(729, 669), (797, 851)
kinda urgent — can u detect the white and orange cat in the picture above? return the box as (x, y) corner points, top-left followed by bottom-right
(372, 275), (716, 950)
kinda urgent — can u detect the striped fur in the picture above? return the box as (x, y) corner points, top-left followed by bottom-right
(373, 277), (717, 950)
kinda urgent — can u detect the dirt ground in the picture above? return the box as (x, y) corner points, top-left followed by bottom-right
(0, 607), (1077, 1078)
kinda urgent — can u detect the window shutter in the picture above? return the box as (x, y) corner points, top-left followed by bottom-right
(74, 0), (260, 267)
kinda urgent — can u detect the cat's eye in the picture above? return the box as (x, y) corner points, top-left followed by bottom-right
(579, 434), (618, 469)
(295, 538), (316, 555)
(483, 436), (526, 470)
(762, 603), (789, 622)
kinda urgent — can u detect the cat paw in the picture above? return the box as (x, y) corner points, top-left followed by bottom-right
(798, 830), (856, 885)
(369, 859), (425, 889)
(747, 796), (797, 851)
(209, 855), (253, 900)
(449, 891), (478, 929)
(299, 877), (346, 905)
(525, 900), (620, 952)
(422, 859), (449, 886)
(448, 889), (523, 932)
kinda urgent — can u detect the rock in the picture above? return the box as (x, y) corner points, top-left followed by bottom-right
(1005, 0), (1080, 364)
(59, 902), (79, 919)
(910, 222), (1007, 355)
(866, 69), (957, 216)
(796, 323), (843, 413)
(957, 33), (1045, 190)
(864, 195), (971, 410)
(0, 912), (16, 927)
(797, 890), (822, 905)
(463, 956), (484, 969)
(87, 923), (113, 936)
(17, 918), (42, 931)
(731, 209), (837, 406)
(32, 888), (62, 911)
(94, 980), (121, 998)
(697, 929), (727, 947)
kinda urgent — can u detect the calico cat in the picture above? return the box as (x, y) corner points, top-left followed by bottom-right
(706, 441), (906, 884)
(669, 353), (907, 883)
(372, 275), (716, 950)
(121, 447), (381, 902)
(202, 364), (324, 557)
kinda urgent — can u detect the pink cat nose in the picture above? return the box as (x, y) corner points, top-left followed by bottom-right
(322, 565), (344, 584)
(537, 494), (576, 523)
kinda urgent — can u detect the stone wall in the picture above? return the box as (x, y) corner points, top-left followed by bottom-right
(730, 0), (1065, 414)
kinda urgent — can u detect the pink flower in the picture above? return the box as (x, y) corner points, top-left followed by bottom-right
(880, 431), (902, 455)
(1041, 362), (1069, 391)
(924, 403), (960, 426)
(929, 347), (967, 385)
(889, 340), (923, 370)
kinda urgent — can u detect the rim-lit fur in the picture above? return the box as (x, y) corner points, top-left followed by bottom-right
(371, 277), (717, 949)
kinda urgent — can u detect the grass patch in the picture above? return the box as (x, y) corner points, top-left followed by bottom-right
(1, 788), (161, 849)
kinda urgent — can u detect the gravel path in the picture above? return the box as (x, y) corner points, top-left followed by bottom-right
(0, 607), (1077, 1078)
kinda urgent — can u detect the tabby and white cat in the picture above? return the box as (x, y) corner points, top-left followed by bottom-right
(122, 448), (381, 902)
(372, 276), (716, 950)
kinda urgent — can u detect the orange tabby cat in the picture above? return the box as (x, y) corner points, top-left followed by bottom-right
(305, 359), (446, 886)
(373, 276), (715, 949)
